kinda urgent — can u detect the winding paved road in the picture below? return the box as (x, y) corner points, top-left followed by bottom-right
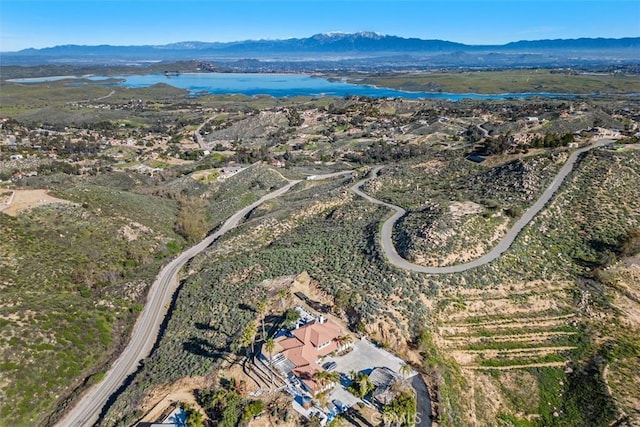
(351, 139), (611, 274)
(194, 115), (221, 150)
(58, 138), (609, 425)
(305, 170), (354, 181)
(57, 180), (301, 427)
(193, 118), (210, 150)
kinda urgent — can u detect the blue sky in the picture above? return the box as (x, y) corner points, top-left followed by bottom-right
(1, 0), (639, 51)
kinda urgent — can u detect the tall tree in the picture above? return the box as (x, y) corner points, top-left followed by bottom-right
(239, 321), (257, 355)
(264, 337), (275, 385)
(314, 370), (340, 388)
(175, 195), (209, 243)
(256, 301), (267, 340)
(383, 390), (416, 427)
(335, 335), (353, 349)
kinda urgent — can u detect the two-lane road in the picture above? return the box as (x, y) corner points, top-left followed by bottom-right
(57, 180), (301, 427)
(58, 136), (608, 426)
(58, 168), (357, 426)
(351, 139), (611, 274)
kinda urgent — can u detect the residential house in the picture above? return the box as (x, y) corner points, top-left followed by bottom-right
(264, 315), (349, 394)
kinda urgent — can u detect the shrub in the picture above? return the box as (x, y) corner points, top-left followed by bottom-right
(242, 400), (265, 422)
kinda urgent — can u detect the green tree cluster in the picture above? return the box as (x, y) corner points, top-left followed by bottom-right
(282, 307), (300, 328)
(198, 385), (242, 427)
(182, 403), (205, 427)
(241, 400), (265, 422)
(174, 195), (209, 243)
(382, 390), (417, 427)
(197, 380), (268, 427)
(348, 371), (374, 398)
(530, 132), (575, 149)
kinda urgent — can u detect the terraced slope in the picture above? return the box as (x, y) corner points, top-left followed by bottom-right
(436, 281), (577, 370)
(426, 148), (640, 426)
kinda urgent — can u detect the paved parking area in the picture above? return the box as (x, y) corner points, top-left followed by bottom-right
(328, 385), (361, 410)
(287, 336), (429, 424)
(324, 337), (416, 378)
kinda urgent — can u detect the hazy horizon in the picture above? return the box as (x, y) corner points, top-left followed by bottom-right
(1, 0), (639, 52)
(4, 31), (640, 53)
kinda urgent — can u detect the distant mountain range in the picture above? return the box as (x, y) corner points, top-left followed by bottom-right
(2, 32), (639, 69)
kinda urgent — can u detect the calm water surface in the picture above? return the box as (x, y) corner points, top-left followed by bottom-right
(8, 73), (575, 100)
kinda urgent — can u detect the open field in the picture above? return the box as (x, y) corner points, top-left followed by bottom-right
(349, 69), (640, 94)
(0, 188), (72, 216)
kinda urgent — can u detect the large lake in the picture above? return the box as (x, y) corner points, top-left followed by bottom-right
(8, 73), (574, 100)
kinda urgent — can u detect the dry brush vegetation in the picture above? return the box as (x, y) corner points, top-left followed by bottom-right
(100, 148), (640, 427)
(420, 148), (640, 426)
(0, 164), (289, 426)
(2, 86), (639, 426)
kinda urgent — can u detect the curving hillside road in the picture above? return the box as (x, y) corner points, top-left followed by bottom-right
(57, 179), (301, 427)
(57, 136), (609, 425)
(351, 139), (611, 274)
(193, 117), (211, 150)
(305, 170), (354, 180)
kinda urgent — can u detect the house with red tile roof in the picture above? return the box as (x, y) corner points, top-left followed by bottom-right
(263, 315), (349, 393)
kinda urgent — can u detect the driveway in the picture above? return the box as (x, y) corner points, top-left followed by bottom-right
(328, 386), (361, 411)
(324, 337), (416, 378)
(320, 338), (433, 426)
(411, 374), (432, 427)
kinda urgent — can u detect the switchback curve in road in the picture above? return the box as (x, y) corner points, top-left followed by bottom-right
(57, 179), (301, 427)
(351, 139), (611, 274)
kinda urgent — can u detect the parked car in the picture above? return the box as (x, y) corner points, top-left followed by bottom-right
(322, 361), (337, 371)
(332, 399), (348, 413)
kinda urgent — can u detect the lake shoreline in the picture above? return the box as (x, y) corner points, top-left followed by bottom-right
(7, 72), (584, 100)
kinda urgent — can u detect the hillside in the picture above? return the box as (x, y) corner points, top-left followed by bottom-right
(97, 146), (640, 427)
(0, 164), (288, 426)
(1, 84), (639, 426)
